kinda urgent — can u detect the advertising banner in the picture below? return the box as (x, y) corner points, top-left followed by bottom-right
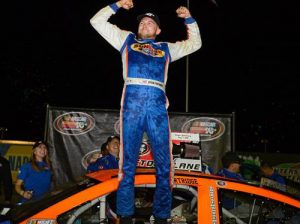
(46, 106), (234, 186)
(0, 140), (34, 182)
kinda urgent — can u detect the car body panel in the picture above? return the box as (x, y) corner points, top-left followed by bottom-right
(8, 168), (300, 224)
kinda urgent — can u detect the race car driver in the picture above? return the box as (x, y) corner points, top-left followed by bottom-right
(90, 0), (202, 223)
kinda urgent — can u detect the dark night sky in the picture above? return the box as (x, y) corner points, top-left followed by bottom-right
(1, 0), (299, 154)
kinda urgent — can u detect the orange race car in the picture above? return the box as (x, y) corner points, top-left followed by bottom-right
(1, 168), (300, 224)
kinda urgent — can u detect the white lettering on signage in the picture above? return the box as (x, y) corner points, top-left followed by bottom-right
(174, 158), (202, 172)
(209, 186), (217, 224)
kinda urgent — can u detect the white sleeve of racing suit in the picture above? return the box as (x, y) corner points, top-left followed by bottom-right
(168, 18), (202, 62)
(90, 4), (131, 51)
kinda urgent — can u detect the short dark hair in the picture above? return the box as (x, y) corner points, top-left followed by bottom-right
(260, 161), (271, 169)
(221, 152), (243, 168)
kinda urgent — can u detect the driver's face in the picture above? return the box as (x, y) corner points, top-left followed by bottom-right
(138, 17), (161, 39)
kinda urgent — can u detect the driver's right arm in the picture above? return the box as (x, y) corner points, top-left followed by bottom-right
(90, 3), (131, 51)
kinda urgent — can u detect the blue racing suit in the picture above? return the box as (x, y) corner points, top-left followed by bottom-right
(90, 3), (201, 219)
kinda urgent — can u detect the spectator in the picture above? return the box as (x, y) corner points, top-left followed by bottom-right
(260, 162), (288, 222)
(260, 161), (286, 185)
(216, 152), (245, 181)
(217, 152), (246, 211)
(87, 136), (120, 172)
(85, 151), (102, 166)
(0, 156), (13, 204)
(100, 141), (109, 156)
(82, 143), (108, 169)
(15, 141), (52, 204)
